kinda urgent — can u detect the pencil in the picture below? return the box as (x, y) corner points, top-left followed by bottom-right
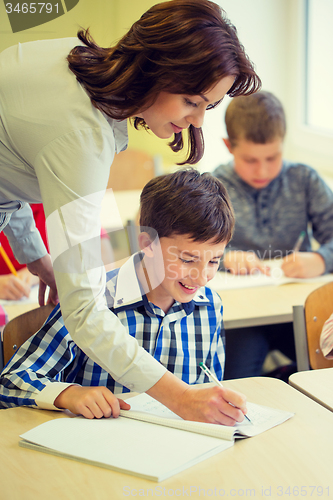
(293, 231), (306, 252)
(0, 245), (18, 277)
(199, 362), (251, 422)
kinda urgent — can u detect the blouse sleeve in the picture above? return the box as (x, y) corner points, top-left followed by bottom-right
(34, 127), (167, 393)
(2, 202), (47, 264)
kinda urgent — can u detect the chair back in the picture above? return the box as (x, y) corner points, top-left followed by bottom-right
(305, 281), (333, 369)
(2, 304), (55, 367)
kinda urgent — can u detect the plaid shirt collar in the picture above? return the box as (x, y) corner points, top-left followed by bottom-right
(109, 253), (211, 315)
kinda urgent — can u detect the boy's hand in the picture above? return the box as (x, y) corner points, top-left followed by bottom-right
(223, 250), (270, 276)
(54, 386), (131, 419)
(281, 252), (325, 278)
(175, 385), (247, 426)
(147, 372), (247, 426)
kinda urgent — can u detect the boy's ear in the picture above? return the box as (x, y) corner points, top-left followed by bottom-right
(222, 138), (233, 153)
(138, 232), (154, 257)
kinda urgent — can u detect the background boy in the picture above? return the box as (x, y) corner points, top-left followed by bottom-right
(0, 169), (247, 426)
(213, 90), (333, 379)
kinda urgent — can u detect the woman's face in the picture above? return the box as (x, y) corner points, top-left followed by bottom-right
(136, 75), (235, 139)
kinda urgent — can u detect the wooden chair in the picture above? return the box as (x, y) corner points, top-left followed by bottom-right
(293, 281), (333, 371)
(1, 303), (55, 370)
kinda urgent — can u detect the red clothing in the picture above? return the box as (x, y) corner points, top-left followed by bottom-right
(0, 205), (108, 275)
(0, 204), (49, 275)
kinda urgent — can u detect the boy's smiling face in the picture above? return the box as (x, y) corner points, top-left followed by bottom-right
(225, 137), (284, 189)
(141, 233), (226, 313)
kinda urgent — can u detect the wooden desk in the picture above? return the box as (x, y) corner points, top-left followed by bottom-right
(219, 282), (328, 330)
(2, 260), (326, 330)
(1, 284), (39, 324)
(289, 367), (333, 412)
(4, 301), (38, 322)
(1, 377), (332, 500)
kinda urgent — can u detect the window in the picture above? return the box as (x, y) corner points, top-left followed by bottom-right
(305, 0), (333, 134)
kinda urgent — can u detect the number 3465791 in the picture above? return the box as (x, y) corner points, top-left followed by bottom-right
(5, 3), (59, 14)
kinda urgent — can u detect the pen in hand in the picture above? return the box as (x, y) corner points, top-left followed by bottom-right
(199, 362), (251, 422)
(293, 231), (305, 252)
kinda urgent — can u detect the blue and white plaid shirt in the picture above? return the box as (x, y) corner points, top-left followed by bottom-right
(0, 255), (225, 410)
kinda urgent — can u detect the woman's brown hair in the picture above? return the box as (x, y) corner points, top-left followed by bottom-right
(68, 0), (261, 164)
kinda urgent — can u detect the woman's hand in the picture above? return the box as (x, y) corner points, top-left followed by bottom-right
(26, 254), (59, 305)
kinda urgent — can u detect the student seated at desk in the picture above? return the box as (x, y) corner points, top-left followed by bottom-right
(0, 169), (248, 425)
(213, 91), (333, 379)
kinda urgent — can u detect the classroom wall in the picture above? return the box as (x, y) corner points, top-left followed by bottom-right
(201, 0), (291, 172)
(0, 2), (117, 49)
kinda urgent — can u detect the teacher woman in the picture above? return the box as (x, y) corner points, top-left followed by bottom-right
(0, 0), (260, 421)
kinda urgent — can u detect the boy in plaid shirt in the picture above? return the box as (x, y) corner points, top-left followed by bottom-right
(0, 169), (248, 425)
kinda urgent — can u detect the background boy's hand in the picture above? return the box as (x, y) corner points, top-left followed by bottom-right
(0, 272), (31, 300)
(281, 252), (325, 278)
(223, 250), (270, 276)
(27, 254), (59, 306)
(18, 267), (39, 287)
(54, 386), (131, 419)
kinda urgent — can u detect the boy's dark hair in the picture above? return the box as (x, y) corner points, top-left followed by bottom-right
(140, 168), (234, 243)
(225, 91), (286, 146)
(67, 0), (261, 165)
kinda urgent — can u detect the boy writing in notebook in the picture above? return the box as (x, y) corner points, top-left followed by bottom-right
(0, 169), (247, 425)
(213, 91), (333, 378)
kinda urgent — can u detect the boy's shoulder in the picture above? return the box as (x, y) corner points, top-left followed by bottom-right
(282, 160), (317, 177)
(281, 161), (331, 189)
(212, 161), (234, 182)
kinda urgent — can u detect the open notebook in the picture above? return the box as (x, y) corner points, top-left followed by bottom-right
(209, 259), (333, 291)
(19, 394), (293, 482)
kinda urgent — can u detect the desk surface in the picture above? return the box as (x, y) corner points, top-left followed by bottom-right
(220, 281), (326, 329)
(289, 367), (333, 412)
(1, 377), (332, 500)
(1, 281), (326, 335)
(4, 301), (39, 323)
